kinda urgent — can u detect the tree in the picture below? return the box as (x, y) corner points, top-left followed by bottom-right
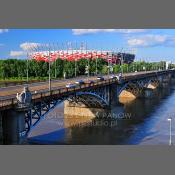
(77, 58), (87, 75)
(63, 60), (74, 78)
(101, 65), (108, 74)
(113, 65), (120, 74)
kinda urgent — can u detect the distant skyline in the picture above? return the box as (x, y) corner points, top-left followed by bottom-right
(0, 29), (175, 62)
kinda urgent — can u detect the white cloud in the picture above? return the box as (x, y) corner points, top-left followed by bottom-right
(117, 29), (146, 34)
(72, 29), (146, 35)
(127, 35), (175, 47)
(10, 51), (25, 57)
(20, 42), (46, 51)
(0, 29), (9, 34)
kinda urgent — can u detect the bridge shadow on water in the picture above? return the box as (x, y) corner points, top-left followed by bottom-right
(27, 81), (175, 145)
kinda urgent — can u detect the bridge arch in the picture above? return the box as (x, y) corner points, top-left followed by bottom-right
(25, 89), (110, 134)
(67, 91), (109, 108)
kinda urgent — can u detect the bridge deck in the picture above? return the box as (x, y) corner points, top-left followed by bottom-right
(0, 70), (173, 110)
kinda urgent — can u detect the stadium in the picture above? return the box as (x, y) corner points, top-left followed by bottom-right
(31, 49), (135, 65)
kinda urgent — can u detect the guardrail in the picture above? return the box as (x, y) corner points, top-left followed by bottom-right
(0, 70), (174, 110)
(0, 78), (117, 110)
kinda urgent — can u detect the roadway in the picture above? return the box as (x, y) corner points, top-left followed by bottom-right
(0, 71), (160, 100)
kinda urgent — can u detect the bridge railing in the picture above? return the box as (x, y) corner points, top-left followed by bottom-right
(0, 98), (18, 110)
(0, 78), (127, 109)
(0, 70), (174, 110)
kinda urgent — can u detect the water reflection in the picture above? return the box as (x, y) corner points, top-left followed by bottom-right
(28, 81), (175, 145)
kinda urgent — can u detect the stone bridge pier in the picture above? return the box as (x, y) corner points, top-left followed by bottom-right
(161, 74), (171, 87)
(0, 108), (27, 144)
(0, 86), (32, 144)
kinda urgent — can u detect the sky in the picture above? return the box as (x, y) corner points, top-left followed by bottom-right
(1, 29), (175, 62)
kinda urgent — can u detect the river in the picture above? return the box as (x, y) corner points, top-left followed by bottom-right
(27, 81), (175, 145)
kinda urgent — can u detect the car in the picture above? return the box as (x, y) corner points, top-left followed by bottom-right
(115, 75), (120, 81)
(110, 75), (116, 79)
(115, 73), (122, 81)
(75, 80), (85, 85)
(65, 83), (76, 88)
(97, 76), (105, 81)
(86, 80), (95, 85)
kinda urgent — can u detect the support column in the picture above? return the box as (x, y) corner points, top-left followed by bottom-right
(170, 74), (175, 84)
(64, 100), (109, 128)
(1, 86), (32, 144)
(142, 88), (154, 98)
(110, 84), (119, 106)
(2, 108), (27, 144)
(0, 112), (3, 144)
(161, 76), (170, 87)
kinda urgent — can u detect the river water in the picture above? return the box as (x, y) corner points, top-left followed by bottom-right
(27, 81), (175, 145)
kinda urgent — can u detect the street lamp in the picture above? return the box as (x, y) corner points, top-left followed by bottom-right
(95, 52), (98, 76)
(167, 118), (172, 145)
(86, 42), (90, 77)
(107, 51), (110, 77)
(52, 42), (57, 79)
(46, 44), (51, 92)
(26, 52), (29, 83)
(26, 43), (31, 84)
(71, 42), (77, 77)
(119, 48), (124, 77)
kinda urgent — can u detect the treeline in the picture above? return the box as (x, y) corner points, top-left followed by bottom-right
(0, 58), (107, 80)
(0, 58), (171, 80)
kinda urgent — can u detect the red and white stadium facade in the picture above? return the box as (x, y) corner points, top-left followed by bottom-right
(30, 50), (135, 64)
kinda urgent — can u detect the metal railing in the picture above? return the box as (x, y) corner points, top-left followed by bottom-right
(0, 70), (174, 110)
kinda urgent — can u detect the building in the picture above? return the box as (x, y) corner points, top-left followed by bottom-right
(31, 50), (135, 64)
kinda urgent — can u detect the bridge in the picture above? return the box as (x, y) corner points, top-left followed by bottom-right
(0, 69), (174, 144)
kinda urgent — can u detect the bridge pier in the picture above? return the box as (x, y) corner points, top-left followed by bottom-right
(142, 88), (154, 98)
(163, 74), (171, 83)
(1, 108), (27, 144)
(64, 100), (107, 118)
(110, 84), (120, 105)
(160, 76), (171, 87)
(171, 76), (175, 84)
(0, 113), (3, 144)
(64, 100), (110, 128)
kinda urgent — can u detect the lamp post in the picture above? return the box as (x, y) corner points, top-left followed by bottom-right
(26, 44), (31, 84)
(167, 118), (172, 145)
(47, 44), (51, 92)
(53, 43), (57, 79)
(86, 42), (90, 77)
(120, 49), (124, 77)
(26, 52), (29, 83)
(71, 41), (77, 77)
(95, 52), (98, 76)
(107, 51), (110, 77)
